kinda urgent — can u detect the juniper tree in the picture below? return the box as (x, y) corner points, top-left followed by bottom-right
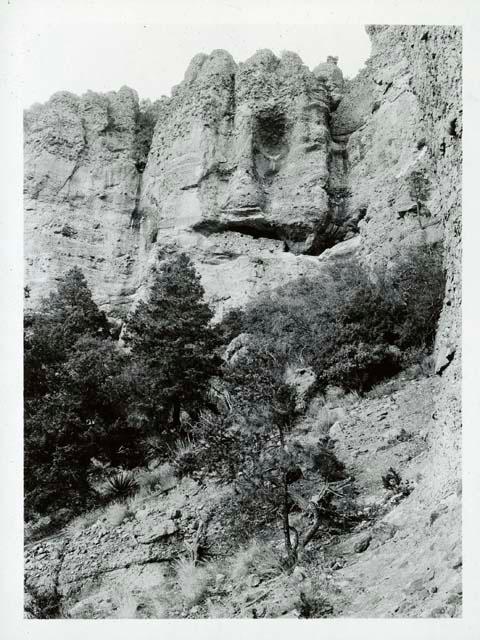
(124, 254), (222, 437)
(195, 337), (348, 567)
(24, 270), (136, 519)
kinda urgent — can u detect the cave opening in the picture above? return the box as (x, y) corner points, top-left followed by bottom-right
(255, 109), (287, 152)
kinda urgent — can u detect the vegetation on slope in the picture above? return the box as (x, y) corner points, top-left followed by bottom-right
(24, 243), (445, 558)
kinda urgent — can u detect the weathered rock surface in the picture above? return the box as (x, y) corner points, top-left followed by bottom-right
(24, 50), (356, 318)
(23, 25), (462, 619)
(24, 87), (148, 315)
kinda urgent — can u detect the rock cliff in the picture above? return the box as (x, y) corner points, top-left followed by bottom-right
(24, 48), (357, 317)
(24, 27), (460, 327)
(24, 25), (462, 618)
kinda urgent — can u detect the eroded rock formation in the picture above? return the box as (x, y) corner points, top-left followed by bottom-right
(24, 25), (462, 618)
(24, 87), (148, 314)
(25, 49), (360, 317)
(24, 28), (461, 327)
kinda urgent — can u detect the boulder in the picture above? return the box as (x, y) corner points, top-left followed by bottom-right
(285, 366), (317, 412)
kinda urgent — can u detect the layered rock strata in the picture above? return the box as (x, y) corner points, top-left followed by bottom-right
(25, 51), (359, 317)
(24, 87), (147, 314)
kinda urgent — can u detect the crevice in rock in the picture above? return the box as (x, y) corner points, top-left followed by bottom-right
(193, 219), (282, 242)
(417, 138), (427, 150)
(133, 100), (162, 173)
(448, 117), (460, 139)
(57, 163), (79, 196)
(129, 177), (143, 230)
(436, 350), (455, 376)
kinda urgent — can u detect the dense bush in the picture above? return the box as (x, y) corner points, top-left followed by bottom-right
(25, 257), (224, 520)
(24, 269), (143, 519)
(220, 242), (445, 393)
(24, 242), (444, 539)
(195, 337), (350, 564)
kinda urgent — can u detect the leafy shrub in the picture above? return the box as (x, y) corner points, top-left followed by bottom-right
(135, 463), (177, 493)
(171, 438), (199, 478)
(67, 509), (103, 536)
(297, 591), (334, 618)
(309, 436), (347, 482)
(223, 242), (445, 393)
(113, 593), (139, 619)
(197, 342), (352, 563)
(381, 467), (412, 497)
(229, 540), (282, 581)
(405, 169), (432, 227)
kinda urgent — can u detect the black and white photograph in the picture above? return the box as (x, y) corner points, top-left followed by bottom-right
(2, 0), (478, 636)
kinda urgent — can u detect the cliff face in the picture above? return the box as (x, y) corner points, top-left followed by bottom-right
(24, 22), (462, 497)
(24, 87), (148, 314)
(24, 51), (359, 317)
(320, 25), (462, 618)
(332, 24), (461, 489)
(23, 24), (462, 502)
(136, 49), (354, 313)
(23, 25), (462, 619)
(23, 28), (461, 329)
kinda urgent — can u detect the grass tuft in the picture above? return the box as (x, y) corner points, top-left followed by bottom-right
(175, 557), (213, 606)
(229, 539), (281, 582)
(105, 502), (129, 527)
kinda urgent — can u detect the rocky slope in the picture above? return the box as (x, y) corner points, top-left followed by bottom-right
(24, 25), (462, 618)
(24, 373), (461, 619)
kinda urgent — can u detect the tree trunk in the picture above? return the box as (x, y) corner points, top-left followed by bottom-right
(171, 399), (181, 428)
(282, 475), (297, 566)
(301, 503), (322, 549)
(417, 201), (424, 229)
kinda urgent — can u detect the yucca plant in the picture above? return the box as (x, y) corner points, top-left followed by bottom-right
(106, 471), (138, 498)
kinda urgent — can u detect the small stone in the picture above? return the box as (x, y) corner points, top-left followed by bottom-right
(139, 519), (177, 543)
(328, 422), (343, 440)
(354, 534), (372, 553)
(425, 568), (435, 582)
(405, 578), (424, 593)
(247, 574), (261, 588)
(292, 566), (306, 582)
(337, 580), (351, 588)
(447, 593), (461, 605)
(216, 573), (226, 583)
(445, 603), (458, 617)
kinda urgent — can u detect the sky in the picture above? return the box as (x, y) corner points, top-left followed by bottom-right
(20, 23), (371, 108)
